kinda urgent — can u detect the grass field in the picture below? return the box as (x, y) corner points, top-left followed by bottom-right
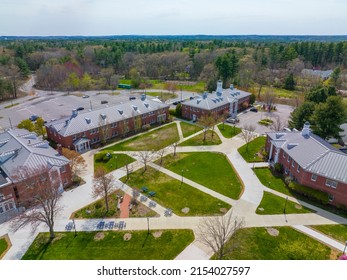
(222, 227), (336, 260)
(105, 123), (179, 151)
(180, 122), (203, 138)
(145, 91), (177, 100)
(0, 237), (9, 258)
(159, 152), (243, 199)
(238, 136), (266, 162)
(179, 130), (222, 146)
(311, 224), (347, 244)
(217, 124), (242, 138)
(94, 152), (135, 173)
(256, 191), (314, 215)
(121, 167), (231, 216)
(22, 230), (194, 260)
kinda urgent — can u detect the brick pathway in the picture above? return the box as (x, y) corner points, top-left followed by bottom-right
(119, 193), (131, 218)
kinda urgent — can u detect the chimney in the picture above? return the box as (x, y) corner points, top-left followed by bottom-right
(141, 94), (146, 101)
(216, 80), (223, 96)
(71, 109), (78, 118)
(230, 84), (234, 90)
(57, 144), (63, 155)
(203, 92), (208, 99)
(301, 121), (310, 137)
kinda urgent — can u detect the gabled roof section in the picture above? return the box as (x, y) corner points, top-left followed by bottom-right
(0, 129), (69, 183)
(47, 97), (169, 137)
(267, 130), (347, 184)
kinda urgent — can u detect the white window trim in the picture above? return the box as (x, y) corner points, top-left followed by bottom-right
(297, 165), (300, 173)
(326, 179), (337, 189)
(311, 174), (317, 182)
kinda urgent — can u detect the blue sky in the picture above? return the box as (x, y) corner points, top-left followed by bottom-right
(1, 0), (346, 36)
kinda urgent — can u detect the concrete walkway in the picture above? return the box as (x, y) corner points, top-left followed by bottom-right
(1, 123), (347, 260)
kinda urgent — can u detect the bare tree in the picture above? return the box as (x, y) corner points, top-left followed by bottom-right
(98, 118), (110, 145)
(172, 142), (178, 157)
(93, 167), (115, 213)
(10, 166), (63, 240)
(198, 114), (215, 143)
(241, 124), (256, 154)
(270, 116), (287, 132)
(198, 212), (244, 260)
(136, 150), (154, 172)
(62, 148), (86, 182)
(124, 157), (133, 181)
(264, 88), (276, 112)
(156, 146), (167, 166)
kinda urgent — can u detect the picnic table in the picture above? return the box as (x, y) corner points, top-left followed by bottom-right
(141, 186), (148, 193)
(148, 191), (156, 197)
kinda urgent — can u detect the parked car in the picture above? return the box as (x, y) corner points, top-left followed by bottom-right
(129, 96), (136, 100)
(250, 107), (258, 112)
(226, 117), (239, 124)
(29, 115), (38, 121)
(82, 95), (89, 98)
(101, 100), (108, 104)
(76, 107), (84, 111)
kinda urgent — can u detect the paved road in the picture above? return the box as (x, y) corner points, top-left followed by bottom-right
(1, 121), (346, 260)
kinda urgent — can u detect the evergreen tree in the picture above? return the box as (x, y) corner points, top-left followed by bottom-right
(288, 102), (315, 130)
(284, 73), (295, 90)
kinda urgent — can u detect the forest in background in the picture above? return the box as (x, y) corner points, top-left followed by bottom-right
(0, 36), (347, 103)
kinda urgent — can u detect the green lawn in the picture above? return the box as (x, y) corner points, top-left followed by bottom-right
(94, 152), (135, 173)
(159, 152), (243, 199)
(22, 230), (194, 260)
(4, 103), (19, 109)
(180, 122), (203, 138)
(238, 136), (266, 162)
(179, 130), (222, 146)
(217, 124), (242, 138)
(222, 227), (336, 260)
(105, 123), (179, 151)
(256, 191), (314, 215)
(121, 167), (231, 216)
(72, 190), (157, 219)
(254, 168), (347, 218)
(254, 168), (292, 195)
(0, 237), (9, 258)
(311, 224), (347, 244)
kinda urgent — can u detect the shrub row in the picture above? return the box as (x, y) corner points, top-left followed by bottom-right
(288, 181), (330, 205)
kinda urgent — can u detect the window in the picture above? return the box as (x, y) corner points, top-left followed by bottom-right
(0, 206), (3, 213)
(326, 179), (337, 188)
(283, 151), (286, 158)
(287, 155), (290, 162)
(297, 165), (300, 173)
(285, 167), (289, 174)
(328, 194), (334, 202)
(111, 122), (117, 128)
(72, 135), (77, 140)
(292, 160), (295, 167)
(60, 165), (66, 173)
(311, 174), (317, 181)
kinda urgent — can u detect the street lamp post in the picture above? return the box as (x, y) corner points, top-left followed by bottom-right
(181, 169), (184, 185)
(283, 197), (288, 215)
(72, 218), (77, 237)
(147, 217), (150, 235)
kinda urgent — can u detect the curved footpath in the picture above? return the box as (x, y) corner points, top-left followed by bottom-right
(1, 121), (347, 260)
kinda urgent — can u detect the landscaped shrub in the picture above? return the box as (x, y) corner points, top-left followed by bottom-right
(258, 119), (273, 126)
(94, 201), (102, 209)
(288, 181), (329, 204)
(95, 151), (107, 162)
(274, 162), (283, 174)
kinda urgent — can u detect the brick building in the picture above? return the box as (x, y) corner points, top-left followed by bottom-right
(45, 94), (169, 153)
(265, 122), (347, 208)
(0, 129), (71, 221)
(181, 80), (251, 121)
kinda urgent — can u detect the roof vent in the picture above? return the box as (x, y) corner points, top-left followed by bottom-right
(203, 92), (208, 99)
(100, 113), (107, 120)
(132, 105), (138, 111)
(85, 117), (91, 124)
(197, 98), (202, 104)
(287, 143), (299, 150)
(144, 103), (149, 108)
(275, 133), (285, 139)
(230, 84), (234, 90)
(117, 109), (123, 115)
(71, 109), (78, 118)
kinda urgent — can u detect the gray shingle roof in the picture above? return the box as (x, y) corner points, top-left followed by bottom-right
(183, 87), (251, 110)
(47, 97), (169, 137)
(267, 131), (347, 184)
(0, 129), (69, 184)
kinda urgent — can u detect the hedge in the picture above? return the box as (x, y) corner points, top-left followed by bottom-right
(288, 181), (329, 205)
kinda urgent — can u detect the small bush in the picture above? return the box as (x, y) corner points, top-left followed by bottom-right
(274, 163), (283, 174)
(288, 181), (329, 204)
(94, 202), (102, 209)
(95, 151), (107, 162)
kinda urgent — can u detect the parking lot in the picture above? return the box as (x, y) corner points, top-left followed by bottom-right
(234, 104), (294, 135)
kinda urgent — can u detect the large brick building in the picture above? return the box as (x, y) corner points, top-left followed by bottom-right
(0, 128), (71, 222)
(45, 94), (169, 153)
(266, 122), (347, 208)
(182, 80), (251, 121)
